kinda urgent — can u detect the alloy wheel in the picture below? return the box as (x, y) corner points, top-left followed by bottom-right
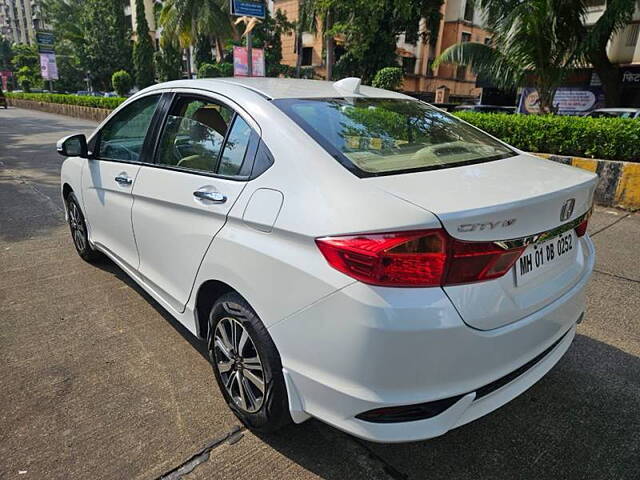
(213, 316), (265, 413)
(68, 201), (87, 252)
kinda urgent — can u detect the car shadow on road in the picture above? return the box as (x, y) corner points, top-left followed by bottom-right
(253, 334), (640, 480)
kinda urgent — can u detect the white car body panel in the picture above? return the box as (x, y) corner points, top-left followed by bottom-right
(59, 78), (597, 443)
(82, 159), (141, 268)
(131, 166), (247, 312)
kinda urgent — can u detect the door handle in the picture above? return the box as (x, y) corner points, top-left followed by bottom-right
(193, 190), (227, 204)
(115, 175), (133, 186)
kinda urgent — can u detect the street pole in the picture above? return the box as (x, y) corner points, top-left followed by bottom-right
(247, 30), (253, 78)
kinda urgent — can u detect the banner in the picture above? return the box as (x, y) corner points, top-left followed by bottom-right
(518, 87), (605, 115)
(233, 46), (265, 77)
(40, 53), (59, 81)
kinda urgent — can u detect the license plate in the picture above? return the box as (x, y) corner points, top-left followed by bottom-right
(515, 230), (576, 286)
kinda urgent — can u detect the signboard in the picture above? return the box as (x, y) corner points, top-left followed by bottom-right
(230, 0), (265, 18)
(40, 53), (59, 81)
(518, 87), (605, 115)
(233, 46), (265, 77)
(621, 67), (640, 86)
(36, 31), (55, 54)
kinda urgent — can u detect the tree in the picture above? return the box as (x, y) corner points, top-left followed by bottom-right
(316, 0), (444, 82)
(155, 38), (183, 82)
(11, 44), (41, 92)
(0, 36), (13, 72)
(112, 70), (133, 96)
(55, 41), (86, 92)
(251, 9), (295, 77)
(194, 34), (214, 68)
(159, 0), (234, 73)
(434, 0), (584, 114)
(82, 0), (132, 90)
(133, 0), (156, 88)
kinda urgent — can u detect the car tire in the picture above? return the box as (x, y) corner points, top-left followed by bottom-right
(66, 192), (102, 263)
(208, 292), (292, 433)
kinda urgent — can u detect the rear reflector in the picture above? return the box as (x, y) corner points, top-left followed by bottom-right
(316, 229), (526, 287)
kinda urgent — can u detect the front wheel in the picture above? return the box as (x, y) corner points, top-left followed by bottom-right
(66, 192), (101, 262)
(208, 292), (292, 433)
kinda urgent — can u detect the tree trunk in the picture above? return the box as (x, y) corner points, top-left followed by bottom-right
(214, 36), (224, 63)
(537, 84), (557, 115)
(185, 47), (192, 79)
(590, 48), (622, 107)
(325, 10), (334, 81)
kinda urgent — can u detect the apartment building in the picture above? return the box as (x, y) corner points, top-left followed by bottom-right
(585, 0), (640, 105)
(272, 0), (491, 102)
(0, 0), (48, 45)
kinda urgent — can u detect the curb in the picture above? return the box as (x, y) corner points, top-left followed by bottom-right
(6, 97), (112, 123)
(534, 154), (639, 210)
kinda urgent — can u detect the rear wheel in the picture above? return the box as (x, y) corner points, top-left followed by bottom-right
(66, 192), (101, 262)
(208, 292), (292, 432)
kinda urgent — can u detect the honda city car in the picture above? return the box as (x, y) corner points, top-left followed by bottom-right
(57, 77), (596, 443)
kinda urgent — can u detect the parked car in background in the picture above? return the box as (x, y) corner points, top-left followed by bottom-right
(453, 104), (517, 114)
(585, 108), (640, 119)
(57, 77), (596, 443)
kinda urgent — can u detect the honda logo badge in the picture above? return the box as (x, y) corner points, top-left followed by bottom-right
(560, 198), (575, 222)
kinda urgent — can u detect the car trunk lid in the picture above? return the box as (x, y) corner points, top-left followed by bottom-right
(367, 153), (597, 330)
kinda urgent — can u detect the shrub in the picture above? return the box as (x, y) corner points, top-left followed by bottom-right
(6, 92), (126, 109)
(198, 62), (234, 79)
(454, 112), (640, 162)
(198, 63), (219, 78)
(372, 67), (404, 91)
(216, 62), (233, 77)
(112, 70), (133, 97)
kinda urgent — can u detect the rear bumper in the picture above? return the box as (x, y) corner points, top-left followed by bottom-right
(270, 236), (594, 443)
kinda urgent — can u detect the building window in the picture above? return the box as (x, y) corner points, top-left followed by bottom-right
(626, 24), (639, 47)
(484, 36), (492, 45)
(301, 47), (313, 66)
(402, 56), (416, 74)
(461, 32), (472, 43)
(464, 0), (474, 22)
(456, 65), (467, 80)
(426, 57), (435, 76)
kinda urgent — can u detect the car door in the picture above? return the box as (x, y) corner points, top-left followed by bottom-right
(82, 94), (162, 269)
(131, 92), (259, 313)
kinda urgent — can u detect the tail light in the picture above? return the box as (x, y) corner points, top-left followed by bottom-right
(315, 229), (526, 287)
(575, 217), (589, 237)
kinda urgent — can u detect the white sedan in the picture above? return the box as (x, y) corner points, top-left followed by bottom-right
(57, 77), (596, 443)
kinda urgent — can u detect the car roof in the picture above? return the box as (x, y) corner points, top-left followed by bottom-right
(144, 77), (412, 100)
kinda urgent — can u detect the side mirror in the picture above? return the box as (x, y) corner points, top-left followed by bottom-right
(57, 134), (88, 158)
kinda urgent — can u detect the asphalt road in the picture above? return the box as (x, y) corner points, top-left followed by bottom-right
(1, 107), (639, 480)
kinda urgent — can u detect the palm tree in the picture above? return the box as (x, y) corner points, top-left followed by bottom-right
(159, 0), (234, 74)
(434, 0), (584, 114)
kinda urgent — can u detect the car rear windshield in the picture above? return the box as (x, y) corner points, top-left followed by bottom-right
(274, 97), (515, 177)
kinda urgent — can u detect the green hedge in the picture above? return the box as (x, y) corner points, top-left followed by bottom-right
(454, 112), (640, 162)
(6, 92), (126, 110)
